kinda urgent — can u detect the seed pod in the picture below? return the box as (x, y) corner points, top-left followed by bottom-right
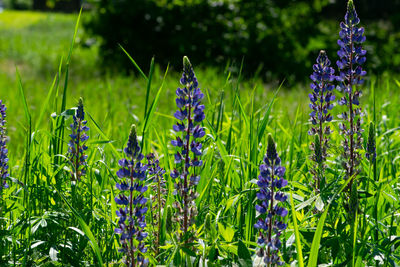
(166, 205), (174, 233)
(204, 213), (212, 234)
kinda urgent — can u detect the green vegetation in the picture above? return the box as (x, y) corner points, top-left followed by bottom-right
(0, 10), (399, 266)
(84, 0), (400, 82)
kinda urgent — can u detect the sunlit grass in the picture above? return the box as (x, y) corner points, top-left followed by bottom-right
(0, 10), (399, 266)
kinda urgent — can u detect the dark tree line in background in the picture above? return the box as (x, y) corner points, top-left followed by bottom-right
(8, 0), (80, 11)
(83, 0), (400, 82)
(6, 0), (400, 82)
(33, 0), (80, 11)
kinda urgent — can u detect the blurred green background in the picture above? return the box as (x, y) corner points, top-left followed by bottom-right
(1, 0), (399, 84)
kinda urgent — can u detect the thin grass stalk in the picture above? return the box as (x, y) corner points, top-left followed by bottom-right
(0, 195), (3, 263)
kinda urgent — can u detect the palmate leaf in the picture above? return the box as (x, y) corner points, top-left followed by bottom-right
(218, 223), (235, 242)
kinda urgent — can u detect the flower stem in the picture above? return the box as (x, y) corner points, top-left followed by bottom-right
(317, 81), (325, 190)
(267, 164), (275, 265)
(348, 29), (355, 190)
(156, 174), (161, 255)
(183, 92), (192, 242)
(130, 156), (135, 267)
(74, 120), (81, 182)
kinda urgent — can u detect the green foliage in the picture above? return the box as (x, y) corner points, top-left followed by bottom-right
(84, 0), (400, 83)
(0, 10), (399, 266)
(84, 0), (330, 82)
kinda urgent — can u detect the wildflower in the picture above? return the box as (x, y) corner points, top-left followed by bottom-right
(115, 125), (148, 267)
(365, 122), (376, 162)
(68, 98), (89, 182)
(336, 0), (366, 186)
(308, 50), (335, 191)
(254, 134), (288, 266)
(170, 56), (205, 240)
(0, 100), (9, 192)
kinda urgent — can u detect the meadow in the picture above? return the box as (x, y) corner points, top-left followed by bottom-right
(0, 7), (399, 267)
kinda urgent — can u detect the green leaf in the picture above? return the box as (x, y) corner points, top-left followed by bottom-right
(49, 247), (58, 262)
(257, 82), (282, 142)
(31, 241), (45, 249)
(290, 191), (304, 267)
(181, 246), (197, 257)
(141, 64), (169, 140)
(69, 226), (85, 236)
(307, 178), (352, 267)
(218, 223), (235, 242)
(237, 240), (252, 264)
(56, 189), (103, 266)
(119, 44), (148, 81)
(35, 74), (57, 130)
(315, 195), (324, 211)
(16, 68), (31, 126)
(87, 112), (120, 158)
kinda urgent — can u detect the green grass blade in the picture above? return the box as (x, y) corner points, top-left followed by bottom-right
(61, 8), (82, 113)
(352, 210), (358, 267)
(141, 64), (169, 141)
(16, 68), (31, 125)
(307, 205), (329, 267)
(235, 94), (249, 128)
(257, 82), (282, 142)
(290, 190), (304, 267)
(87, 112), (120, 158)
(35, 74), (57, 130)
(144, 57), (155, 118)
(307, 177), (352, 267)
(119, 44), (148, 81)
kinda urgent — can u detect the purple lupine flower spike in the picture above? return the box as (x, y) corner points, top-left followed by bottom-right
(308, 50), (335, 191)
(68, 98), (89, 182)
(0, 100), (9, 193)
(254, 134), (288, 266)
(115, 125), (149, 267)
(171, 56), (205, 242)
(336, 0), (366, 189)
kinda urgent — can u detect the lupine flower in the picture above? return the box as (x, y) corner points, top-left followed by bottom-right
(0, 100), (9, 193)
(336, 0), (366, 186)
(146, 153), (166, 254)
(68, 98), (89, 182)
(365, 122), (376, 162)
(309, 50), (335, 191)
(254, 134), (288, 266)
(170, 56), (205, 240)
(115, 125), (149, 267)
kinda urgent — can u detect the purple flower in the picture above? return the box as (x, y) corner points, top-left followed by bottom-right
(115, 125), (148, 266)
(308, 50), (336, 191)
(0, 100), (9, 192)
(68, 98), (89, 182)
(254, 134), (287, 265)
(170, 56), (205, 241)
(336, 0), (366, 186)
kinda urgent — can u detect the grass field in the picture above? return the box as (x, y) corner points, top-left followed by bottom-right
(0, 10), (399, 266)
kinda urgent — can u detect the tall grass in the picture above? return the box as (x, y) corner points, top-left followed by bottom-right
(0, 10), (399, 266)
